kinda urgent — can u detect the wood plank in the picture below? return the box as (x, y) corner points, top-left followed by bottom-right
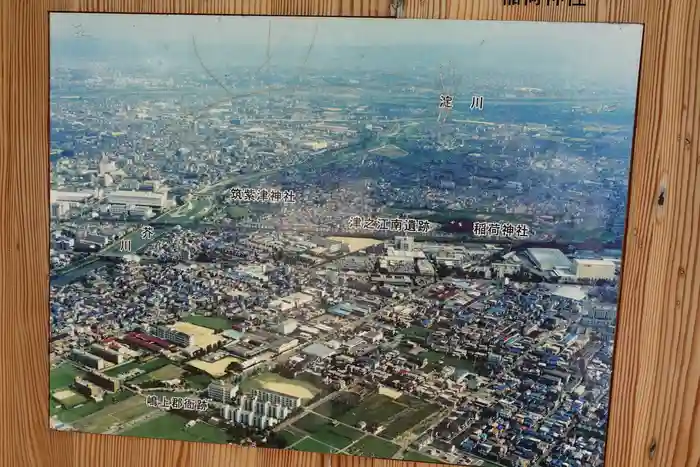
(0, 1), (698, 467)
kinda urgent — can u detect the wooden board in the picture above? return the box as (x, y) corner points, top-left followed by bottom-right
(0, 1), (698, 467)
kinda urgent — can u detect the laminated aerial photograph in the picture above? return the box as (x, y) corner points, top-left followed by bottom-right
(49, 13), (643, 467)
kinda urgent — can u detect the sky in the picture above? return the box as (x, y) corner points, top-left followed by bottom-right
(50, 14), (643, 85)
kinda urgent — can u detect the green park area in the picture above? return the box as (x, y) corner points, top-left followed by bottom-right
(225, 206), (250, 219)
(72, 394), (152, 433)
(130, 364), (185, 385)
(344, 435), (400, 459)
(279, 428), (306, 446)
(53, 390), (133, 424)
(120, 413), (229, 444)
(316, 393), (405, 428)
(381, 398), (442, 439)
(306, 391), (438, 457)
(183, 371), (213, 390)
(290, 437), (336, 454)
(50, 362), (82, 390)
(397, 343), (477, 374)
(183, 314), (233, 330)
(292, 413), (364, 450)
(401, 450), (444, 463)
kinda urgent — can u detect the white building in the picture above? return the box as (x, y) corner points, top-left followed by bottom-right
(70, 349), (105, 370)
(571, 259), (616, 280)
(149, 325), (193, 347)
(221, 393), (293, 430)
(395, 236), (414, 252)
(221, 405), (279, 430)
(50, 190), (94, 204)
(109, 204), (128, 216)
(98, 154), (117, 175)
(207, 381), (239, 403)
(106, 190), (168, 209)
(250, 389), (302, 409)
(129, 205), (154, 219)
(276, 319), (298, 336)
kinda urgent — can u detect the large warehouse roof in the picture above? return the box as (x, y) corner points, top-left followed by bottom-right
(301, 343), (335, 359)
(526, 248), (572, 271)
(106, 190), (166, 207)
(50, 190), (94, 203)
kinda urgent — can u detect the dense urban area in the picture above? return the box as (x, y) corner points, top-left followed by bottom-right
(50, 24), (638, 467)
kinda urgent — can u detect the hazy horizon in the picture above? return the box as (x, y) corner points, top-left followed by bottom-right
(50, 14), (643, 88)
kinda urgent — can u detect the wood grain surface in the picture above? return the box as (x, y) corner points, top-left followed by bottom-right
(1, 1), (699, 467)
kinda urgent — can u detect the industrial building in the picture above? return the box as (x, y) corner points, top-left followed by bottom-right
(571, 258), (616, 280)
(525, 248), (573, 272)
(73, 377), (104, 400)
(70, 348), (105, 370)
(50, 190), (95, 204)
(121, 331), (171, 352)
(89, 344), (124, 364)
(106, 190), (168, 209)
(301, 342), (336, 360)
(83, 371), (120, 392)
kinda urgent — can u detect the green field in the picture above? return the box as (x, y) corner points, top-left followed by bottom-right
(279, 428), (306, 446)
(382, 401), (442, 439)
(73, 395), (150, 432)
(54, 390), (133, 423)
(183, 314), (233, 330)
(184, 372), (213, 390)
(50, 362), (83, 390)
(55, 392), (89, 409)
(293, 413), (364, 450)
(314, 392), (362, 419)
(345, 435), (400, 459)
(50, 401), (62, 416)
(103, 361), (140, 377)
(291, 437), (336, 454)
(130, 364), (184, 384)
(400, 326), (433, 341)
(402, 451), (443, 463)
(120, 413), (229, 444)
(336, 394), (406, 428)
(225, 206), (250, 219)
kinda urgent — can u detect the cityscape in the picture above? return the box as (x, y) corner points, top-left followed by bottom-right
(49, 14), (643, 467)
